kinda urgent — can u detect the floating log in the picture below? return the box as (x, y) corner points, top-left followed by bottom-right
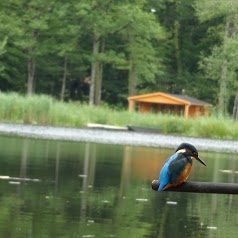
(127, 125), (161, 133)
(151, 180), (238, 194)
(0, 175), (41, 182)
(87, 123), (128, 131)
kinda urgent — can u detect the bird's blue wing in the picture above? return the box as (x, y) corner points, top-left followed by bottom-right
(158, 153), (178, 191)
(158, 162), (170, 191)
(168, 154), (189, 183)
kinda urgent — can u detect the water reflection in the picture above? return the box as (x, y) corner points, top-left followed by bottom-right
(0, 135), (238, 237)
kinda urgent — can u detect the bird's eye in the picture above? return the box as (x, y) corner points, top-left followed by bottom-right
(193, 151), (198, 156)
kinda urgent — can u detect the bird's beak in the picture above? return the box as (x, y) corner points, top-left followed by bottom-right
(195, 156), (206, 166)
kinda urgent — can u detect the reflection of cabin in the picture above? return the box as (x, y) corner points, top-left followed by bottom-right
(128, 92), (212, 118)
(123, 146), (171, 180)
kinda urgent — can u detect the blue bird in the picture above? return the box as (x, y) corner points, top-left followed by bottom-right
(158, 143), (206, 191)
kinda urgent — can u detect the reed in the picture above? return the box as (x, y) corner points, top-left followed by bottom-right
(0, 92), (238, 140)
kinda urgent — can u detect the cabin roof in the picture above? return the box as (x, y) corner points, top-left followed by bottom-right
(128, 92), (212, 106)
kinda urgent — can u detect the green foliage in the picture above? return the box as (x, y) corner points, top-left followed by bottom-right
(1, 1), (238, 113)
(195, 0), (238, 115)
(195, 0), (238, 21)
(0, 37), (7, 73)
(0, 37), (7, 56)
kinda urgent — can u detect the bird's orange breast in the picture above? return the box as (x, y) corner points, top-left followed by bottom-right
(163, 163), (192, 190)
(178, 163), (192, 184)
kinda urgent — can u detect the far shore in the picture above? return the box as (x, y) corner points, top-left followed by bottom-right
(0, 123), (237, 153)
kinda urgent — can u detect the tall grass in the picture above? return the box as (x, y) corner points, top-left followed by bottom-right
(0, 92), (238, 140)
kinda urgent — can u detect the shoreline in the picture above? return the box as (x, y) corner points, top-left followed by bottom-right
(0, 123), (237, 153)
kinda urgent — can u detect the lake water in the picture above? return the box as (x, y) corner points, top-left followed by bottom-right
(0, 135), (238, 238)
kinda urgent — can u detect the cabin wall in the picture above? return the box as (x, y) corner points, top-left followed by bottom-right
(189, 106), (201, 117)
(128, 99), (211, 118)
(157, 104), (183, 116)
(188, 105), (211, 118)
(139, 102), (152, 112)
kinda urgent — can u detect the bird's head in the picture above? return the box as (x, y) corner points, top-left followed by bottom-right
(176, 143), (206, 166)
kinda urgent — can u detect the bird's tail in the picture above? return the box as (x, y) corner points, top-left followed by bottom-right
(158, 182), (172, 191)
(158, 181), (165, 191)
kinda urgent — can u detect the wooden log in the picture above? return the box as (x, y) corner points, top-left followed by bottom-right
(127, 125), (161, 133)
(151, 180), (238, 194)
(87, 123), (128, 131)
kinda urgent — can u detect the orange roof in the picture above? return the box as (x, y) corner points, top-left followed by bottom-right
(128, 92), (211, 106)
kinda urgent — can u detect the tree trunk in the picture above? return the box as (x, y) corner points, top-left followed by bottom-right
(89, 35), (100, 105)
(27, 50), (36, 96)
(218, 58), (228, 115)
(174, 20), (182, 78)
(60, 55), (68, 101)
(128, 59), (137, 96)
(94, 61), (103, 105)
(94, 38), (105, 106)
(217, 15), (237, 115)
(233, 92), (238, 120)
(217, 17), (229, 115)
(27, 57), (36, 96)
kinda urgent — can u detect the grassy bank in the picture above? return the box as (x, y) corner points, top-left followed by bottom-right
(0, 92), (238, 140)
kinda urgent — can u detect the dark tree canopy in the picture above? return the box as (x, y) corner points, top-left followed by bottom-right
(0, 0), (238, 113)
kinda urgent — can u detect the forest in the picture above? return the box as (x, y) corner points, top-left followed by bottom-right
(1, 0), (238, 115)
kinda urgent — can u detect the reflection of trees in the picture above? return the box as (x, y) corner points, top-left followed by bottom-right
(120, 146), (132, 197)
(146, 192), (207, 238)
(77, 143), (150, 237)
(19, 139), (28, 180)
(80, 143), (96, 218)
(1, 137), (238, 237)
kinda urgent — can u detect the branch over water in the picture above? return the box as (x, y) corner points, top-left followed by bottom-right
(151, 180), (238, 194)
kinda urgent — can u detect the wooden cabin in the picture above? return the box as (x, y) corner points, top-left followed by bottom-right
(128, 92), (212, 118)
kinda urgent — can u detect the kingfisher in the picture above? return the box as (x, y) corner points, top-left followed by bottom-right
(158, 143), (206, 191)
